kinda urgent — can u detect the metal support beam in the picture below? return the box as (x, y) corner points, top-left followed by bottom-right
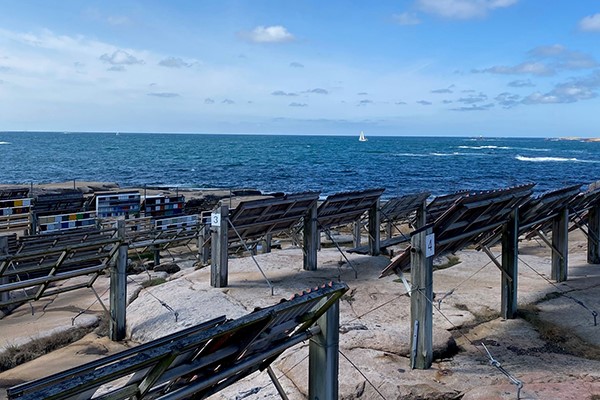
(551, 207), (568, 282)
(211, 205), (229, 287)
(267, 366), (290, 400)
(110, 220), (128, 341)
(501, 209), (518, 319)
(303, 202), (318, 271)
(198, 223), (211, 264)
(153, 244), (161, 267)
(0, 236), (9, 305)
(415, 199), (427, 229)
(588, 204), (600, 264)
(308, 300), (340, 400)
(368, 199), (380, 256)
(353, 220), (361, 248)
(410, 226), (433, 369)
(263, 233), (273, 254)
(29, 212), (37, 236)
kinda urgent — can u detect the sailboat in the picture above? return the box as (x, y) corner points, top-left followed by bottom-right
(359, 131), (368, 142)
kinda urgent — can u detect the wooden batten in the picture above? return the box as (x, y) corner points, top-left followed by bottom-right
(410, 226), (433, 369)
(110, 220), (128, 341)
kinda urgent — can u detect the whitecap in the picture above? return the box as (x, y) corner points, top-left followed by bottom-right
(393, 153), (429, 157)
(458, 145), (510, 150)
(515, 155), (598, 163)
(431, 152), (486, 157)
(0, 141), (10, 145)
(514, 147), (550, 152)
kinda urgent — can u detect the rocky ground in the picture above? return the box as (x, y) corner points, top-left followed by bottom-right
(1, 227), (600, 399)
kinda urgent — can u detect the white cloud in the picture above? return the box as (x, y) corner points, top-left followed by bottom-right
(417, 0), (518, 19)
(147, 92), (180, 98)
(158, 57), (198, 68)
(271, 90), (298, 96)
(507, 79), (535, 88)
(522, 72), (600, 104)
(457, 92), (488, 104)
(239, 25), (295, 43)
(306, 88), (328, 94)
(475, 45), (598, 77)
(528, 45), (598, 70)
(579, 13), (600, 32)
(451, 103), (494, 111)
(495, 92), (521, 108)
(100, 50), (144, 65)
(431, 87), (453, 94)
(393, 12), (421, 25)
(474, 62), (554, 76)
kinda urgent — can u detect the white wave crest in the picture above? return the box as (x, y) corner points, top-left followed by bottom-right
(458, 145), (510, 150)
(431, 152), (457, 156)
(0, 141), (10, 145)
(515, 155), (597, 163)
(514, 147), (550, 152)
(393, 153), (429, 157)
(431, 152), (488, 157)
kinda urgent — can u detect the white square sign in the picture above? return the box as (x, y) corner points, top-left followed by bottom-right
(211, 212), (221, 227)
(425, 233), (435, 258)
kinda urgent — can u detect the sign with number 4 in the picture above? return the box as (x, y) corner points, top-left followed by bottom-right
(425, 233), (435, 258)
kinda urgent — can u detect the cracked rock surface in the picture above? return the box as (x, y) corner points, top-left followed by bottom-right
(2, 232), (600, 399)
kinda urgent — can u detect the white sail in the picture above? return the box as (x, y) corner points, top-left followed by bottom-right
(359, 131), (368, 142)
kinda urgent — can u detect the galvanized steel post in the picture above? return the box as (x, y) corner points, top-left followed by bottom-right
(353, 220), (361, 247)
(0, 236), (9, 304)
(303, 201), (318, 271)
(501, 209), (519, 319)
(308, 299), (340, 400)
(588, 203), (600, 264)
(551, 207), (569, 282)
(368, 198), (380, 256)
(198, 221), (211, 264)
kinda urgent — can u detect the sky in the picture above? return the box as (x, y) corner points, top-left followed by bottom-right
(1, 0), (600, 137)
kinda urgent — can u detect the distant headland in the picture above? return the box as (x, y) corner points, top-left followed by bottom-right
(557, 137), (600, 142)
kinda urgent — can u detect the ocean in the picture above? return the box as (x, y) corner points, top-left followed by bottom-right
(1, 132), (599, 198)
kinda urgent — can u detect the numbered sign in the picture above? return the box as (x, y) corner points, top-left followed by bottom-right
(211, 212), (221, 227)
(425, 233), (435, 258)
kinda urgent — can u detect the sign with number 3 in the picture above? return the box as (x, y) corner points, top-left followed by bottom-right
(211, 212), (221, 227)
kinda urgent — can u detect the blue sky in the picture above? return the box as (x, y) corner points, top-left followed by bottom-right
(1, 0), (600, 137)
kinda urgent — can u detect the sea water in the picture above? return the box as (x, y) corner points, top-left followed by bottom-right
(0, 132), (599, 197)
